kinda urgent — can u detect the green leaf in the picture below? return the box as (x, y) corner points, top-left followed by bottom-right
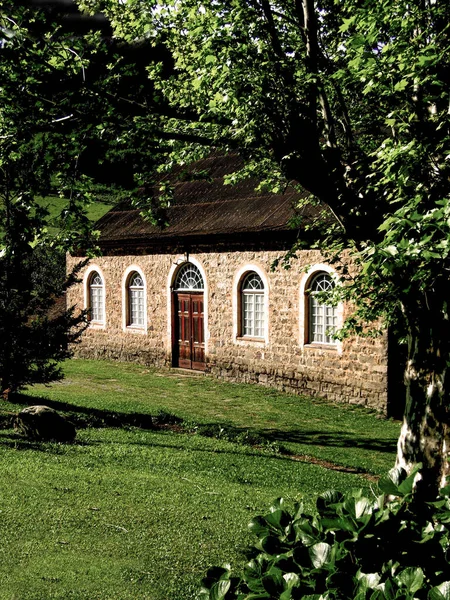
(249, 517), (270, 538)
(210, 579), (231, 600)
(262, 568), (285, 596)
(383, 578), (397, 600)
(317, 490), (344, 515)
(339, 16), (356, 32)
(394, 80), (408, 92)
(261, 534), (286, 555)
(417, 54), (438, 66)
(269, 499), (285, 512)
(384, 245), (398, 256)
(320, 517), (356, 533)
(283, 573), (300, 590)
(265, 509), (289, 531)
(309, 543), (332, 569)
(354, 497), (374, 519)
(397, 465), (422, 496)
(294, 521), (319, 547)
(244, 563), (266, 594)
(205, 566), (231, 582)
(430, 583), (450, 600)
(436, 583), (450, 600)
(356, 572), (381, 592)
(396, 567), (424, 594)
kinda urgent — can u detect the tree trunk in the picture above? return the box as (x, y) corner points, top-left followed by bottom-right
(395, 301), (450, 501)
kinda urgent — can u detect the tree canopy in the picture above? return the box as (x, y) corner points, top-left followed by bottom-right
(0, 1), (126, 392)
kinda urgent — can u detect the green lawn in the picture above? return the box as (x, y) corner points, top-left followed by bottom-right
(0, 359), (400, 600)
(37, 195), (113, 233)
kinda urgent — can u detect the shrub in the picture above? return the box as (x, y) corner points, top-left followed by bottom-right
(198, 465), (450, 600)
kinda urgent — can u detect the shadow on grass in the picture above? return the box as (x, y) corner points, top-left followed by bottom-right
(0, 393), (397, 462)
(117, 436), (380, 480)
(0, 429), (90, 451)
(1, 393), (155, 431)
(261, 429), (397, 453)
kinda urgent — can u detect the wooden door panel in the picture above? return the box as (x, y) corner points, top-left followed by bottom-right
(173, 292), (205, 370)
(176, 294), (191, 369)
(191, 296), (205, 370)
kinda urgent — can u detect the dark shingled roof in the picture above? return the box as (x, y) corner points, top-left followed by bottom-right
(96, 153), (322, 249)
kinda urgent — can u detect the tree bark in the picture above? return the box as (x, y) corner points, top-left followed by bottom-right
(395, 297), (450, 501)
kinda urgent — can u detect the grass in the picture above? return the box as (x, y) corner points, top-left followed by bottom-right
(20, 358), (399, 476)
(0, 359), (401, 600)
(37, 195), (114, 233)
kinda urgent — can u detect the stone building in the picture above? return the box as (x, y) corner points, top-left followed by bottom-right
(67, 154), (394, 413)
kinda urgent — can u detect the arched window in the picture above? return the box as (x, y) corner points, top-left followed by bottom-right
(241, 272), (264, 338)
(174, 263), (204, 291)
(308, 272), (337, 344)
(127, 271), (145, 327)
(88, 271), (104, 323)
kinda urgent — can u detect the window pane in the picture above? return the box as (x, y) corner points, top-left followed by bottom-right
(243, 293), (254, 336)
(128, 271), (145, 327)
(130, 288), (144, 326)
(309, 273), (337, 344)
(242, 272), (264, 291)
(254, 293), (264, 338)
(174, 263), (204, 290)
(89, 272), (104, 322)
(241, 271), (265, 338)
(242, 292), (264, 337)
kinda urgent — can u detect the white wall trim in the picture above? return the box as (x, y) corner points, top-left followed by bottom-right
(166, 256), (209, 358)
(232, 263), (269, 345)
(299, 263), (343, 353)
(121, 265), (148, 333)
(83, 264), (106, 328)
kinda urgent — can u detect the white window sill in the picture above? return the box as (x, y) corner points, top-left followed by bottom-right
(304, 343), (338, 351)
(125, 325), (146, 334)
(236, 336), (266, 344)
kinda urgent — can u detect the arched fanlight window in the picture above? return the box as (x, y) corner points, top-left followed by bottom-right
(309, 272), (337, 344)
(128, 271), (145, 327)
(241, 272), (264, 338)
(174, 263), (204, 291)
(89, 271), (104, 323)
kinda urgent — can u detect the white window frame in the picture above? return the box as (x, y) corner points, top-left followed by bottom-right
(241, 272), (265, 338)
(309, 272), (338, 344)
(299, 264), (343, 353)
(173, 262), (205, 292)
(233, 264), (269, 344)
(84, 265), (106, 328)
(122, 266), (147, 333)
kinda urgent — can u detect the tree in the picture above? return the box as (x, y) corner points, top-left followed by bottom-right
(0, 2), (113, 394)
(74, 0), (450, 500)
(1, 0), (178, 394)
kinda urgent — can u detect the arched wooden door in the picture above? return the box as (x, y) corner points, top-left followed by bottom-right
(172, 263), (206, 371)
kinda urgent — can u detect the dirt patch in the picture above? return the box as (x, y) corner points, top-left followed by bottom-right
(288, 452), (379, 482)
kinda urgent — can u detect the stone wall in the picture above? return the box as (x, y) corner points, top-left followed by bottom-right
(67, 248), (389, 412)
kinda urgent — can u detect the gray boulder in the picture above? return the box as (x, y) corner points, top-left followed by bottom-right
(15, 405), (76, 442)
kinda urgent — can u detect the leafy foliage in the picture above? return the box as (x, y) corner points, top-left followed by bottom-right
(199, 467), (450, 600)
(0, 244), (88, 394)
(0, 3), (103, 393)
